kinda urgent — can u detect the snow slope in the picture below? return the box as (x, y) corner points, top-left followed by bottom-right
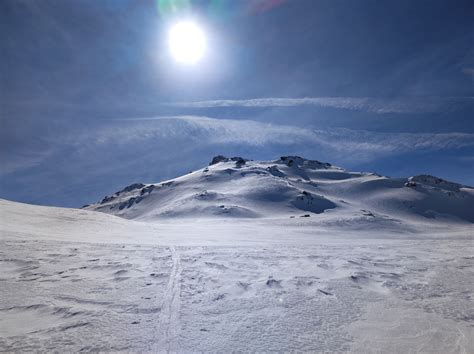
(1, 197), (473, 352)
(85, 155), (474, 224)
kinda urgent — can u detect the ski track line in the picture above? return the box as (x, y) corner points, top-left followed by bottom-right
(155, 246), (182, 352)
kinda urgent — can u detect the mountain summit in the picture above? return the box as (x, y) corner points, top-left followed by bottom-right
(84, 155), (474, 223)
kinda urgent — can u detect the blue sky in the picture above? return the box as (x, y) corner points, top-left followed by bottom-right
(1, 0), (473, 207)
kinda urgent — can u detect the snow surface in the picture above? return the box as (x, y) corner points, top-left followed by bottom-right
(1, 156), (473, 352)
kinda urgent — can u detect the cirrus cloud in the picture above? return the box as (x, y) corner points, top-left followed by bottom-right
(170, 97), (473, 114)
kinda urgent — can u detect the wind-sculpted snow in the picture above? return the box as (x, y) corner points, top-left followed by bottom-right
(1, 222), (472, 351)
(1, 196), (473, 351)
(85, 155), (474, 224)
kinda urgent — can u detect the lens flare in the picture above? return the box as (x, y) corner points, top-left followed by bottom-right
(157, 0), (191, 18)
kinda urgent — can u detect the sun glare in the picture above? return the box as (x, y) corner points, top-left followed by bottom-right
(168, 21), (206, 64)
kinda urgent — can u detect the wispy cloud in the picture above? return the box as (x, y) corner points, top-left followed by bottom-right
(5, 116), (473, 178)
(90, 116), (474, 157)
(170, 97), (473, 114)
(0, 149), (54, 176)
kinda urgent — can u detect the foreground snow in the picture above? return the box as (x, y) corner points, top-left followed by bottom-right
(0, 199), (472, 352)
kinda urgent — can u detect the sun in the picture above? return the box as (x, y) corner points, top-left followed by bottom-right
(168, 21), (206, 64)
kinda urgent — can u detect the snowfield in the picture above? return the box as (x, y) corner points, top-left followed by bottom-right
(1, 156), (473, 352)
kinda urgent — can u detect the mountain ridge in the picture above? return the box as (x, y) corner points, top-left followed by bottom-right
(83, 155), (474, 224)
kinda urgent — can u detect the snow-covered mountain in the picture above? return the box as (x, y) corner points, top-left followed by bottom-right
(84, 155), (474, 224)
(2, 157), (473, 352)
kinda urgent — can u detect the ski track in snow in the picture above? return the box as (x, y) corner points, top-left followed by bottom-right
(155, 246), (182, 352)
